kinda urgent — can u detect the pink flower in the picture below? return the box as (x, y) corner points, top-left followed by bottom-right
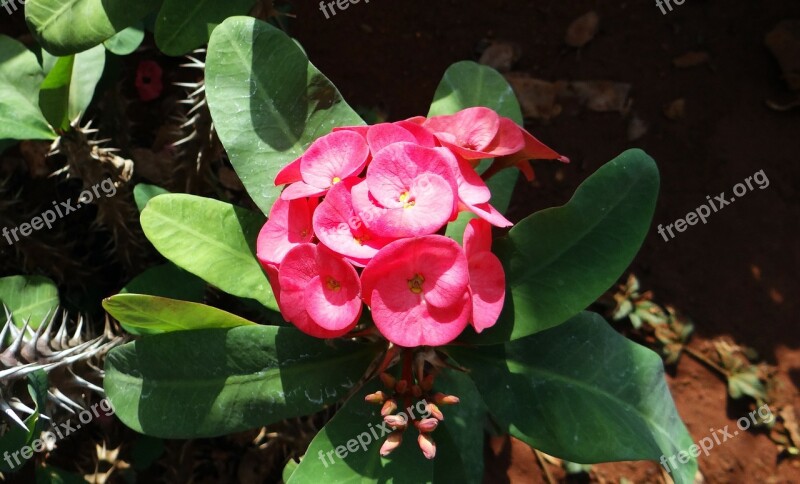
(256, 197), (316, 266)
(312, 178), (393, 266)
(423, 107), (524, 160)
(135, 60), (163, 102)
(463, 219), (506, 332)
(352, 143), (458, 238)
(361, 236), (471, 347)
(278, 243), (362, 338)
(277, 131), (370, 200)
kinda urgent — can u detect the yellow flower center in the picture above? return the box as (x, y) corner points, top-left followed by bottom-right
(326, 276), (341, 292)
(407, 274), (424, 294)
(399, 191), (415, 209)
(332, 176), (341, 184)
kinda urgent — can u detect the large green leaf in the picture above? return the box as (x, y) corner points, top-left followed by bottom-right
(25, 0), (162, 56)
(206, 17), (364, 216)
(104, 326), (380, 438)
(0, 36), (55, 141)
(448, 312), (696, 484)
(39, 44), (106, 130)
(429, 61), (523, 243)
(0, 275), (59, 329)
(139, 193), (277, 310)
(287, 378), (437, 484)
(155, 0), (257, 56)
(103, 294), (251, 336)
(468, 148), (659, 344)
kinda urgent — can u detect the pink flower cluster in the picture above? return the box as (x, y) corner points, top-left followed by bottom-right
(257, 107), (566, 347)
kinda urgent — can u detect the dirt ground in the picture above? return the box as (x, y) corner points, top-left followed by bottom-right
(1, 0), (799, 482)
(288, 0), (800, 482)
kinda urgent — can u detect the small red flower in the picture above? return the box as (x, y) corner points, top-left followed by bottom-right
(135, 60), (163, 102)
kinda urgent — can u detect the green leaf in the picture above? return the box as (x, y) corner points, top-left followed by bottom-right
(469, 149), (659, 344)
(0, 370), (49, 473)
(39, 44), (106, 130)
(0, 275), (59, 329)
(140, 193), (277, 310)
(104, 293), (250, 335)
(448, 312), (696, 484)
(104, 23), (145, 56)
(0, 35), (55, 141)
(206, 17), (364, 216)
(133, 183), (170, 212)
(104, 325), (380, 438)
(121, 263), (205, 304)
(155, 0), (257, 56)
(429, 61), (524, 243)
(25, 0), (162, 56)
(287, 378), (435, 484)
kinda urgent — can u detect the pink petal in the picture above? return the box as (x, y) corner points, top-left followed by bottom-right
(424, 107), (500, 152)
(303, 245), (361, 331)
(394, 120), (438, 147)
(463, 219), (493, 257)
(370, 288), (470, 347)
(300, 131), (370, 189)
(281, 181), (328, 200)
(256, 197), (314, 265)
(483, 117), (525, 156)
(467, 251), (505, 333)
(486, 128), (568, 180)
(274, 156), (303, 185)
(455, 156), (491, 206)
(333, 125), (370, 137)
(367, 123), (417, 154)
(466, 201), (513, 228)
(313, 180), (393, 261)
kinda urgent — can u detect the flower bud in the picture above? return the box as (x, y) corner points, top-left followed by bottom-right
(426, 403), (444, 421)
(380, 431), (403, 457)
(411, 385), (423, 398)
(418, 432), (437, 459)
(415, 418), (439, 433)
(380, 372), (397, 390)
(384, 414), (408, 430)
(365, 391), (388, 405)
(381, 399), (398, 417)
(433, 393), (460, 405)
